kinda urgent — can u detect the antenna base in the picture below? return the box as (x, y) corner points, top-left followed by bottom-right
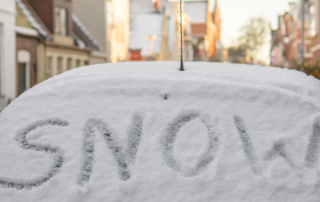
(180, 59), (184, 71)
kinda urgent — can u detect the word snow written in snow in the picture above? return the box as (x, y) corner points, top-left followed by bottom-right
(0, 109), (319, 189)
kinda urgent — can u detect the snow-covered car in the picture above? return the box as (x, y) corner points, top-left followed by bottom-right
(0, 62), (319, 201)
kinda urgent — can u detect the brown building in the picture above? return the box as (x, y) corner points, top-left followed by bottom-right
(209, 0), (222, 60)
(15, 0), (52, 96)
(25, 0), (106, 85)
(271, 2), (313, 69)
(289, 2), (313, 65)
(270, 13), (293, 68)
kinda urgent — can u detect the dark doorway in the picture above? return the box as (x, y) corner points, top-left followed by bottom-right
(18, 63), (27, 95)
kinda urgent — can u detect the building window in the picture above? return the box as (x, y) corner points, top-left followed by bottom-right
(76, 59), (81, 67)
(55, 7), (68, 36)
(57, 57), (63, 74)
(17, 50), (31, 96)
(46, 57), (52, 79)
(67, 58), (72, 70)
(84, 60), (89, 66)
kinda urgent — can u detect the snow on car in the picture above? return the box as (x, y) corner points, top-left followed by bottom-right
(0, 62), (320, 201)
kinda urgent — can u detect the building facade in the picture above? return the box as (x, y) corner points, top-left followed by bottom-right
(129, 0), (191, 61)
(182, 0), (221, 61)
(0, 0), (16, 109)
(290, 2), (313, 64)
(270, 13), (293, 68)
(74, 0), (129, 63)
(170, 1), (194, 61)
(15, 0), (52, 96)
(26, 0), (103, 84)
(271, 1), (314, 69)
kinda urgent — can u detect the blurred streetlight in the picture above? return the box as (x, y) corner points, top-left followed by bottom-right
(283, 37), (290, 45)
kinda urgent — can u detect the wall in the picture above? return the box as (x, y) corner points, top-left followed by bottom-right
(73, 0), (107, 53)
(312, 48), (320, 63)
(130, 0), (177, 61)
(0, 0), (16, 108)
(26, 0), (53, 33)
(109, 0), (129, 62)
(90, 51), (107, 64)
(45, 47), (89, 78)
(15, 4), (32, 28)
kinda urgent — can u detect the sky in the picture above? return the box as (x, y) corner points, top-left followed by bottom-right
(213, 0), (297, 63)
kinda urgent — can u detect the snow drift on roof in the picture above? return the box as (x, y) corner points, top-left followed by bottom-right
(15, 26), (38, 37)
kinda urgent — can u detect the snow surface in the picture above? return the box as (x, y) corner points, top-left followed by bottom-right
(1, 62), (320, 201)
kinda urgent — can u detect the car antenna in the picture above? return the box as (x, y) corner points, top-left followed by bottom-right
(180, 0), (184, 71)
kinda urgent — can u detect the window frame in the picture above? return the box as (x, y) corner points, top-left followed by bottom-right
(54, 6), (69, 36)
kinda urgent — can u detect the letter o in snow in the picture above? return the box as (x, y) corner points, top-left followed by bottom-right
(163, 112), (220, 177)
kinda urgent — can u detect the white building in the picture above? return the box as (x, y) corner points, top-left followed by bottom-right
(73, 0), (130, 63)
(130, 0), (180, 61)
(0, 0), (16, 110)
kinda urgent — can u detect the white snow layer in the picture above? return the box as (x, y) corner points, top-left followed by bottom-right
(0, 62), (320, 202)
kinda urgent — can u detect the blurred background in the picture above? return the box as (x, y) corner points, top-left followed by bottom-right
(0, 0), (317, 110)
